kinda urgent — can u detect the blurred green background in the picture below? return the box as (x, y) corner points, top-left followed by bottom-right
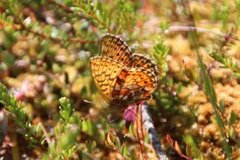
(1, 0), (240, 159)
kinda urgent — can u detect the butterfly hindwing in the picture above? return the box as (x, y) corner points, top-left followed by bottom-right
(112, 67), (157, 105)
(132, 54), (159, 81)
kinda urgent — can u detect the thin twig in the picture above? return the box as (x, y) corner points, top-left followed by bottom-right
(47, 0), (108, 29)
(39, 122), (51, 145)
(0, 109), (8, 144)
(19, 21), (95, 45)
(165, 25), (226, 37)
(141, 103), (169, 160)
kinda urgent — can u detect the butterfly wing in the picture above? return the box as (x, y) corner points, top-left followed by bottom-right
(100, 34), (133, 67)
(90, 56), (125, 102)
(112, 67), (157, 105)
(132, 54), (159, 80)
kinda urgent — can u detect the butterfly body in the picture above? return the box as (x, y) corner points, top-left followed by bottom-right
(90, 34), (158, 108)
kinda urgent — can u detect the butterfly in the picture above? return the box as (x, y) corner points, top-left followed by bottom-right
(90, 34), (159, 108)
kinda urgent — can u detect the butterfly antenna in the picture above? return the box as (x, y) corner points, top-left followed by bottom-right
(83, 99), (97, 105)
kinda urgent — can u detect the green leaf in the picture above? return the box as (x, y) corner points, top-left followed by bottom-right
(219, 99), (225, 112)
(3, 53), (15, 67)
(228, 111), (237, 125)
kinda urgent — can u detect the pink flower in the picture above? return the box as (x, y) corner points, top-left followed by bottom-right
(13, 89), (25, 101)
(123, 101), (145, 122)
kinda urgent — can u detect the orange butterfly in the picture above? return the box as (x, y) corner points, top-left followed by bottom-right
(90, 34), (158, 108)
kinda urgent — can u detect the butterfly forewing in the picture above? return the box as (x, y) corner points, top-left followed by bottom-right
(90, 56), (125, 101)
(101, 34), (133, 67)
